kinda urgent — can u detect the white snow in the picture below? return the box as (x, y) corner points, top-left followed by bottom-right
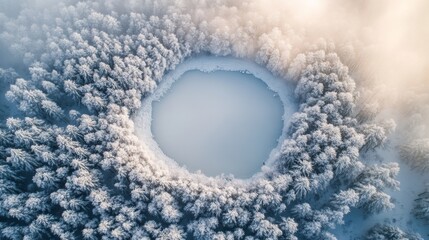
(333, 128), (429, 239)
(133, 56), (297, 179)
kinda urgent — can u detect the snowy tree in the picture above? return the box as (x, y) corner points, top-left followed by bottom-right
(331, 189), (359, 207)
(41, 100), (64, 119)
(293, 177), (311, 197)
(400, 139), (429, 172)
(6, 148), (37, 171)
(0, 1), (402, 240)
(157, 225), (185, 240)
(250, 212), (283, 239)
(413, 185), (429, 222)
(353, 163), (399, 214)
(188, 217), (218, 239)
(63, 80), (81, 99)
(365, 224), (423, 240)
(359, 120), (395, 152)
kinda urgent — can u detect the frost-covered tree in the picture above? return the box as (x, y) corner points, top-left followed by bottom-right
(353, 163), (399, 213)
(400, 139), (429, 172)
(0, 1), (401, 239)
(413, 184), (429, 222)
(359, 120), (396, 152)
(365, 224), (423, 240)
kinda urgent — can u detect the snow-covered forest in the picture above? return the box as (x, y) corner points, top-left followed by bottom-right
(0, 0), (428, 239)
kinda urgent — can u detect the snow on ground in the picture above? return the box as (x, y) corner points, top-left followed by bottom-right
(333, 124), (429, 239)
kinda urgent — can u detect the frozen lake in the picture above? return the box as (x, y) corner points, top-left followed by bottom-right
(151, 70), (284, 178)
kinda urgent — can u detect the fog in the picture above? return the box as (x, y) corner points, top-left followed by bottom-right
(0, 0), (428, 239)
(2, 0), (428, 105)
(178, 0), (429, 142)
(174, 0), (429, 108)
(1, 0), (427, 179)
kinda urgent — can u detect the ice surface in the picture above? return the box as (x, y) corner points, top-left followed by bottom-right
(134, 56), (296, 179)
(151, 70), (284, 178)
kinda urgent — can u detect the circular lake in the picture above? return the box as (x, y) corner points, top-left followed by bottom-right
(151, 69), (284, 178)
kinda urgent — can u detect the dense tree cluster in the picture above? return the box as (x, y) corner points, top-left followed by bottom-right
(0, 0), (400, 239)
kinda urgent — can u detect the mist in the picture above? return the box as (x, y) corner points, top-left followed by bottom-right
(0, 0), (428, 239)
(177, 0), (429, 140)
